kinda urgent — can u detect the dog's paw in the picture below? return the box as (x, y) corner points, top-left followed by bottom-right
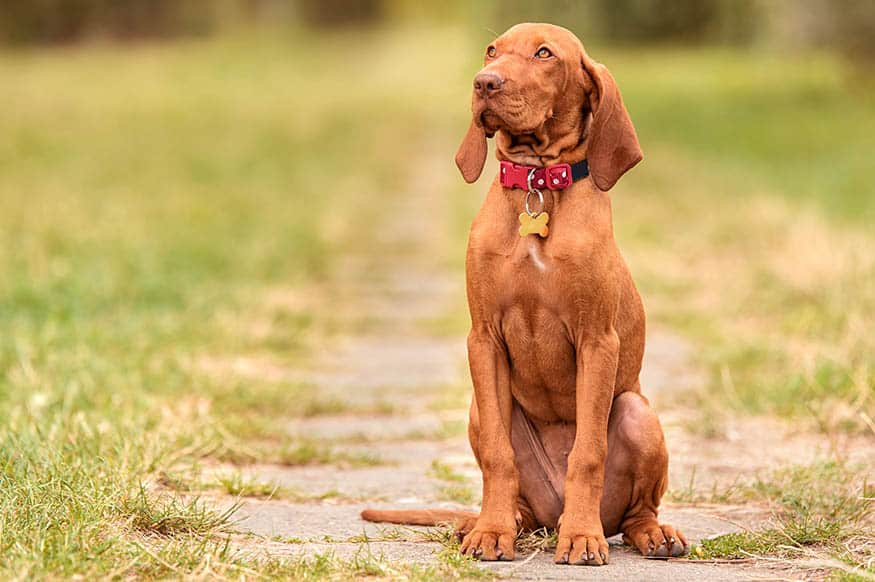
(623, 522), (689, 558)
(459, 523), (516, 561)
(554, 517), (609, 566)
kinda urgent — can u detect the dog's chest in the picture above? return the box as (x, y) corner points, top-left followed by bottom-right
(467, 184), (609, 337)
(502, 228), (586, 300)
(499, 237), (583, 403)
(518, 238), (551, 273)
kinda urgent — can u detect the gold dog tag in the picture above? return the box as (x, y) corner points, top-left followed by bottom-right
(518, 212), (549, 238)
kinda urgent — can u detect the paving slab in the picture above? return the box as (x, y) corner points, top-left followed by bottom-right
(286, 413), (459, 442)
(243, 464), (460, 502)
(232, 501), (779, 580)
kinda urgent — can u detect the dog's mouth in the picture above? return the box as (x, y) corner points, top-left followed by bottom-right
(479, 111), (501, 137)
(475, 100), (547, 138)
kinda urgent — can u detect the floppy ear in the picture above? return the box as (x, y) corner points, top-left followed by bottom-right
(580, 52), (642, 191)
(455, 118), (488, 183)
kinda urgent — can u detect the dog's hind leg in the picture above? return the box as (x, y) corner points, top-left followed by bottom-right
(600, 390), (689, 558)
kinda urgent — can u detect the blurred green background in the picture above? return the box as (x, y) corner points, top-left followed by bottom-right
(0, 0), (873, 577)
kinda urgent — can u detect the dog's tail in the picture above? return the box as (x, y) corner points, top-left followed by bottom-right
(360, 508), (478, 527)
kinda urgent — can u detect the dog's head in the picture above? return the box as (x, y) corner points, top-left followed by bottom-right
(455, 23), (642, 192)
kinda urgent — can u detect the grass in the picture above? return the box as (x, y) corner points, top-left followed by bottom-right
(437, 484), (478, 505)
(618, 50), (875, 224)
(429, 460), (468, 483)
(0, 26), (469, 578)
(1, 20), (874, 579)
(212, 440), (385, 468)
(608, 49), (875, 433)
(214, 472), (281, 499)
(275, 544), (493, 581)
(516, 528), (560, 555)
(686, 461), (874, 575)
(124, 486), (238, 537)
(618, 147), (875, 433)
(159, 469), (359, 503)
(254, 528), (494, 580)
(430, 460), (478, 504)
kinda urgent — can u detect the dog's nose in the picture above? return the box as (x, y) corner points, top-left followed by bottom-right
(474, 72), (504, 97)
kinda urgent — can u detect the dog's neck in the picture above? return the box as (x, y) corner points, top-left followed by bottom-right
(495, 109), (590, 167)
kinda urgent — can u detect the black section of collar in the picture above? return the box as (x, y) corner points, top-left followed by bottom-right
(570, 159), (590, 182)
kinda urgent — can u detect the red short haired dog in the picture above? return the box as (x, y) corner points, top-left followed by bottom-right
(363, 22), (688, 566)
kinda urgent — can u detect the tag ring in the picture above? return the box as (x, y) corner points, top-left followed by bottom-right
(525, 169), (544, 217)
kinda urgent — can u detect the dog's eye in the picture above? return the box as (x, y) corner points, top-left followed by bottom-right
(486, 46), (497, 58)
(535, 47), (553, 59)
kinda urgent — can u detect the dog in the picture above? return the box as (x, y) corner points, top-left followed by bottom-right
(362, 22), (688, 566)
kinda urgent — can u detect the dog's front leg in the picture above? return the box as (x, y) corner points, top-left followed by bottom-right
(461, 328), (519, 561)
(555, 329), (619, 566)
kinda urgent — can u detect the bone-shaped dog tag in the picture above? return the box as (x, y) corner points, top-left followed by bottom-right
(518, 212), (549, 238)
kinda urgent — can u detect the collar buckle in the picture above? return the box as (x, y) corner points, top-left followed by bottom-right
(545, 164), (572, 189)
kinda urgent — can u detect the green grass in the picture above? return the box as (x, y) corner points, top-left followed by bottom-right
(159, 469), (361, 503)
(609, 49), (875, 432)
(429, 459), (480, 505)
(0, 27), (470, 578)
(125, 486), (239, 537)
(201, 434), (387, 469)
(430, 460), (478, 504)
(437, 484), (478, 505)
(614, 49), (875, 223)
(687, 461), (873, 575)
(429, 460), (468, 483)
(276, 544), (493, 581)
(617, 144), (875, 432)
(255, 528), (494, 580)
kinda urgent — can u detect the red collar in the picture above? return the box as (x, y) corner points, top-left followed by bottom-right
(499, 159), (590, 191)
